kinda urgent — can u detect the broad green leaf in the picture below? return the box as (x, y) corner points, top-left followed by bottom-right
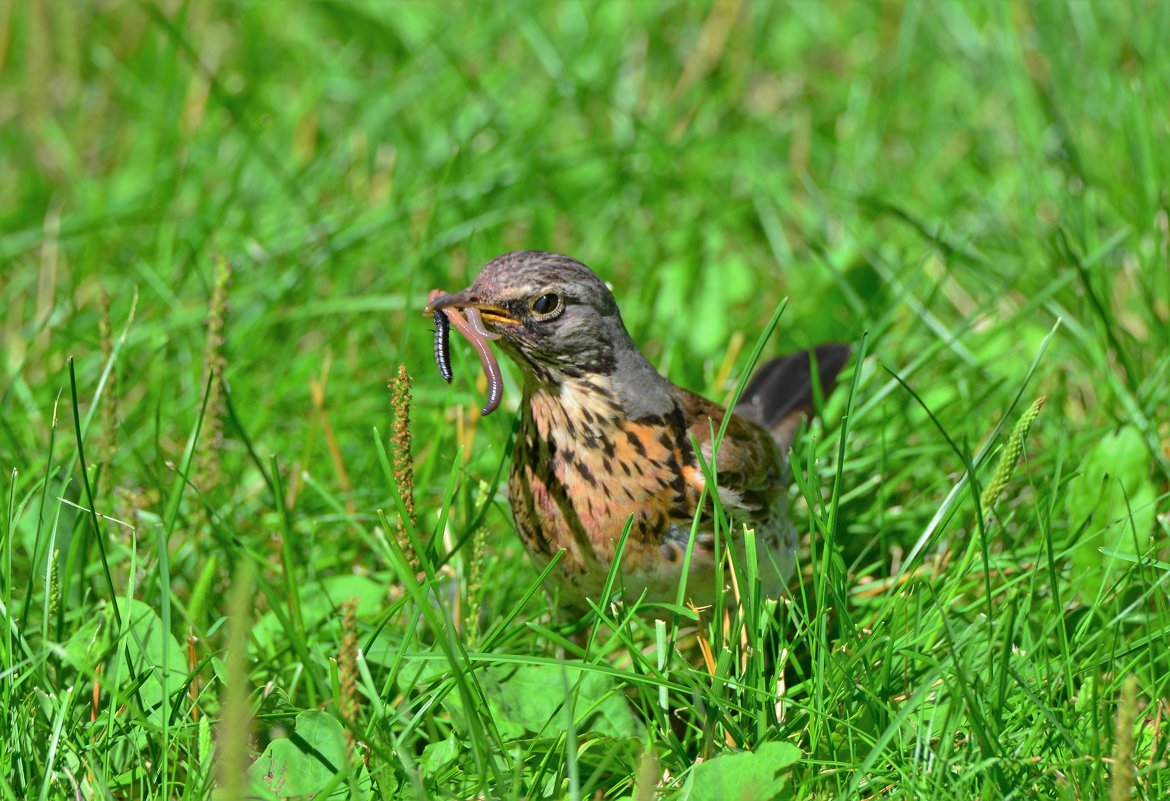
(1067, 426), (1157, 600)
(251, 574), (388, 652)
(421, 732), (459, 772)
(444, 664), (643, 740)
(116, 598), (189, 727)
(251, 710), (371, 800)
(60, 615), (105, 674)
(370, 645), (447, 692)
(684, 742), (802, 801)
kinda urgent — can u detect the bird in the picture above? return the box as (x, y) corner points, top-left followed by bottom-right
(426, 251), (849, 609)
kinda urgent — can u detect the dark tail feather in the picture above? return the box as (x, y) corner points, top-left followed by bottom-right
(733, 344), (851, 451)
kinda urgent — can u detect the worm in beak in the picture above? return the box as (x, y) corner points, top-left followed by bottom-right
(426, 288), (505, 416)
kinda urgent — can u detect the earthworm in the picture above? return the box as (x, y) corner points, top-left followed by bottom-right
(443, 307), (504, 416)
(463, 307), (501, 341)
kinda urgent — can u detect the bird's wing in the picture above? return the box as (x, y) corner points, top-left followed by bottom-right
(675, 388), (785, 519)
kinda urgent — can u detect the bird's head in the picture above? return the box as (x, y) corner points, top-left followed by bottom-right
(425, 251), (635, 385)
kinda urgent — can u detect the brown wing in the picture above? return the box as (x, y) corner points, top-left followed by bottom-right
(674, 388), (785, 519)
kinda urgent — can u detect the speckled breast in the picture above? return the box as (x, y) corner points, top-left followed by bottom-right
(506, 383), (797, 606)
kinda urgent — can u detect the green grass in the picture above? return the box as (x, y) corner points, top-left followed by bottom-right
(2, 1), (1169, 798)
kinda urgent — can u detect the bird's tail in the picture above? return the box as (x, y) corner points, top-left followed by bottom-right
(733, 344), (851, 452)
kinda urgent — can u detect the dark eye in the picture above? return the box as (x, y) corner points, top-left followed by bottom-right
(530, 292), (562, 317)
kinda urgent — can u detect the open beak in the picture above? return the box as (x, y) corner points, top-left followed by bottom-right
(424, 289), (521, 327)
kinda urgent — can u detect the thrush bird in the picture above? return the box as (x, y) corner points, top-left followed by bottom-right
(427, 251), (848, 607)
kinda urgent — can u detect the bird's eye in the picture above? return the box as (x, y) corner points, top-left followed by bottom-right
(530, 292), (562, 317)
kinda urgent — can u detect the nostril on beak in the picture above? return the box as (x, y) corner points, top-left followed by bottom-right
(425, 288), (475, 316)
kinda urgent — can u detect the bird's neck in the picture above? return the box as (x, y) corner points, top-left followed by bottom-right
(522, 377), (622, 452)
(521, 342), (674, 423)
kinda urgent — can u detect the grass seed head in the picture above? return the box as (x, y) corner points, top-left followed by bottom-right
(389, 363), (416, 566)
(981, 395), (1047, 514)
(198, 254), (232, 490)
(338, 597), (360, 745)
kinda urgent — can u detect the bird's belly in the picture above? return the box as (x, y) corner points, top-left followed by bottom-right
(540, 517), (798, 608)
(513, 460), (799, 607)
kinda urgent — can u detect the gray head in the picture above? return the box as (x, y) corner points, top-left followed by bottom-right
(426, 251), (639, 384)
